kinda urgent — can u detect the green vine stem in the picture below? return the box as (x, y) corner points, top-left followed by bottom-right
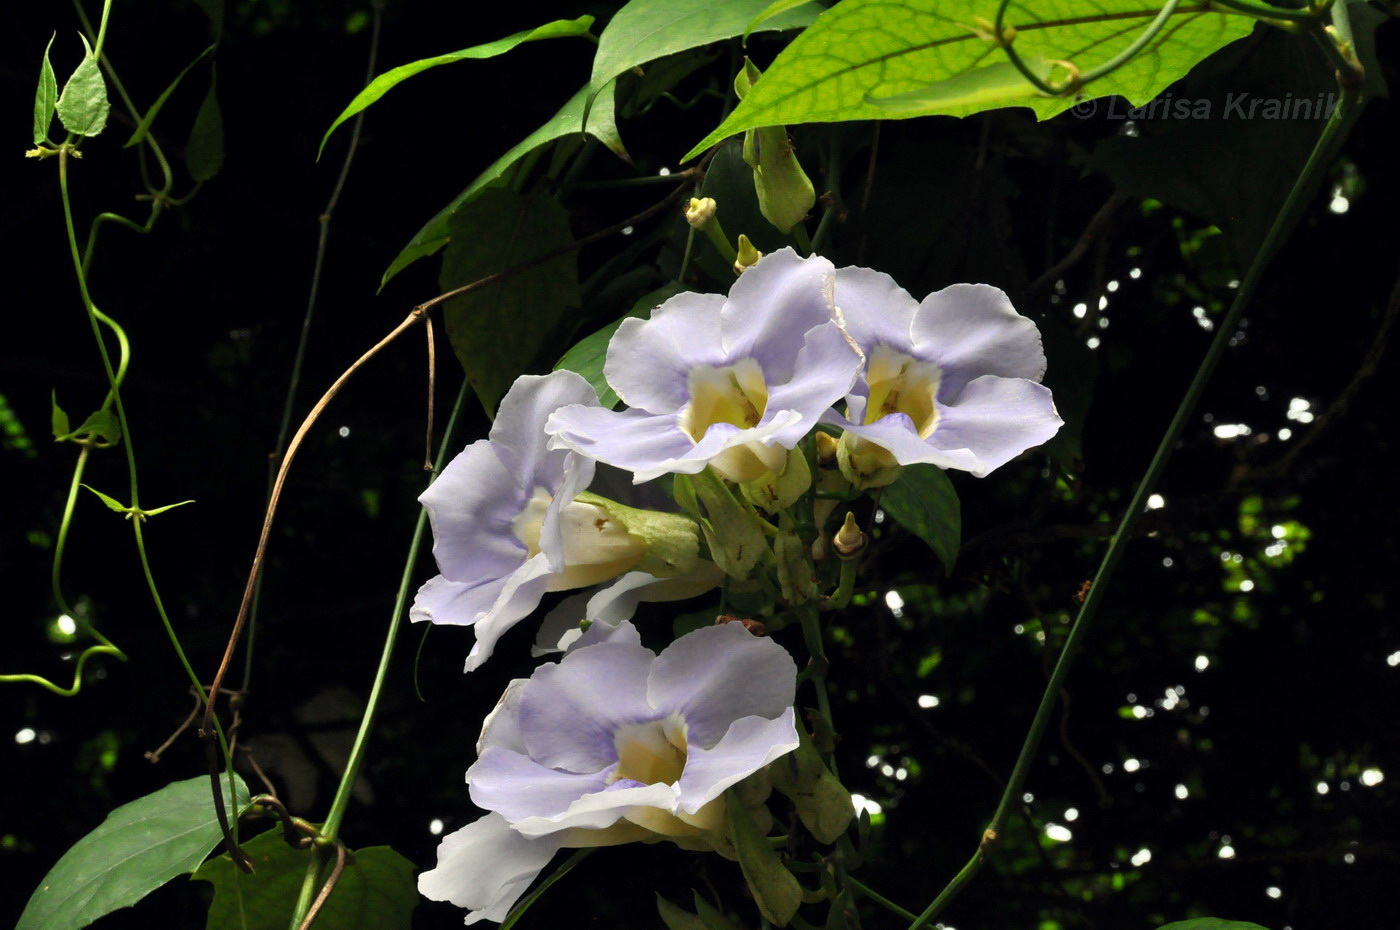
(287, 380), (470, 929)
(907, 78), (1362, 930)
(1210, 0), (1325, 24)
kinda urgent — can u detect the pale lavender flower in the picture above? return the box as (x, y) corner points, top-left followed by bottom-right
(418, 620), (799, 923)
(411, 371), (651, 671)
(825, 268), (1062, 481)
(545, 248), (863, 484)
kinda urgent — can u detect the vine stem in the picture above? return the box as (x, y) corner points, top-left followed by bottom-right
(907, 82), (1362, 930)
(286, 381), (470, 929)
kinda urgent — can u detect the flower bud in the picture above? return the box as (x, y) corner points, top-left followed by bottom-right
(813, 431), (839, 467)
(752, 126), (816, 234)
(832, 512), (867, 561)
(836, 431), (903, 490)
(570, 491), (699, 579)
(733, 234), (763, 274)
(685, 196), (717, 228)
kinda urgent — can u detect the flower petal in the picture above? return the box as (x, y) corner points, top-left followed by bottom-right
(676, 709), (798, 814)
(419, 441), (527, 584)
(912, 284), (1047, 393)
(546, 406), (702, 483)
(721, 248), (837, 383)
(761, 321), (864, 447)
(928, 376), (1062, 476)
(588, 563), (726, 627)
(488, 371), (600, 484)
(517, 641), (658, 771)
(417, 812), (560, 924)
(477, 678), (529, 756)
(605, 291), (728, 413)
(647, 622), (797, 748)
(462, 555), (558, 672)
(824, 410), (982, 472)
(833, 265), (918, 354)
(509, 782), (680, 838)
(469, 747), (612, 823)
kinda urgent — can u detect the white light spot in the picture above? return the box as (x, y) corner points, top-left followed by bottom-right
(850, 793), (883, 816)
(873, 509), (885, 524)
(1045, 823), (1073, 842)
(917, 694), (941, 709)
(1013, 624), (1025, 634)
(621, 226), (635, 236)
(429, 818), (445, 835)
(1175, 783), (1189, 800)
(1271, 525), (1287, 539)
(894, 767), (908, 781)
(1329, 195), (1350, 214)
(338, 426), (350, 438)
(1278, 428), (1293, 441)
(1023, 792), (1035, 803)
(1287, 398), (1314, 423)
(1316, 781), (1330, 795)
(1132, 706), (1148, 719)
(1098, 296), (1109, 311)
(1124, 758), (1142, 773)
(1195, 655), (1210, 671)
(1192, 305), (1207, 318)
(1129, 267), (1142, 279)
(1218, 844), (1236, 859)
(1102, 763), (1115, 774)
(1087, 336), (1101, 350)
(1344, 852), (1356, 864)
(1064, 807), (1079, 822)
(1098, 316), (1110, 329)
(885, 590), (905, 612)
(56, 614), (77, 635)
(1163, 557), (1174, 568)
(15, 728), (37, 745)
(1213, 423), (1252, 439)
(1266, 886), (1282, 899)
(866, 754), (881, 768)
(1130, 847), (1152, 866)
(882, 763), (895, 776)
(658, 167), (671, 176)
(1073, 302), (1087, 318)
(1147, 494), (1165, 510)
(1362, 768), (1384, 787)
(1107, 280), (1120, 292)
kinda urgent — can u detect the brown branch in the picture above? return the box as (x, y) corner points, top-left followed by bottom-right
(1025, 192), (1132, 301)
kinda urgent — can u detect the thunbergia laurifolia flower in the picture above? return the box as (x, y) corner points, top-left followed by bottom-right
(411, 371), (695, 671)
(418, 620), (799, 923)
(545, 248), (863, 484)
(824, 268), (1062, 486)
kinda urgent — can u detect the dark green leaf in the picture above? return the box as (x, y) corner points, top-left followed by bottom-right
(50, 392), (70, 439)
(658, 893), (711, 930)
(124, 45), (215, 148)
(439, 189), (579, 414)
(381, 82), (624, 287)
(727, 788), (802, 926)
(880, 464), (960, 575)
(684, 1), (1255, 160)
(553, 281), (686, 407)
(56, 34), (110, 138)
(186, 73), (224, 181)
(68, 408), (121, 447)
(320, 16), (596, 156)
(1156, 921), (1272, 930)
(591, 0), (818, 104)
(17, 773), (250, 930)
(192, 829), (417, 930)
(33, 34), (58, 145)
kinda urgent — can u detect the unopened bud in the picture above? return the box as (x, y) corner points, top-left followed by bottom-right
(733, 57), (762, 101)
(832, 512), (867, 560)
(685, 196), (717, 228)
(717, 615), (768, 636)
(814, 431), (839, 467)
(734, 234), (763, 274)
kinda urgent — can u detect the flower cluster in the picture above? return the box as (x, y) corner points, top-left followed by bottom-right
(412, 247), (1061, 923)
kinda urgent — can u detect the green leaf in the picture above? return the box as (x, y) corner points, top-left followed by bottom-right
(50, 392), (70, 439)
(56, 34), (110, 138)
(319, 16), (596, 157)
(879, 463), (960, 575)
(17, 773), (251, 930)
(381, 81), (624, 288)
(33, 34), (58, 145)
(863, 58), (1053, 114)
(67, 408), (121, 447)
(683, 1), (1256, 160)
(658, 893), (711, 930)
(591, 0), (819, 104)
(1156, 921), (1272, 930)
(80, 484), (128, 513)
(438, 189), (579, 414)
(769, 717), (853, 843)
(143, 499), (197, 518)
(124, 45), (215, 148)
(192, 829), (417, 930)
(553, 281), (686, 407)
(744, 0), (821, 44)
(186, 72), (224, 181)
(727, 788), (802, 926)
(689, 469), (769, 580)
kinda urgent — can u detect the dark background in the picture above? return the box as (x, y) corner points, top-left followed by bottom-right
(2, 2), (1397, 928)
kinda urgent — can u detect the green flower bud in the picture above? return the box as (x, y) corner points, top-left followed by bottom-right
(836, 431), (904, 490)
(571, 491), (699, 578)
(752, 126), (815, 235)
(684, 196), (717, 228)
(741, 446), (811, 514)
(832, 512), (867, 561)
(733, 233), (763, 275)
